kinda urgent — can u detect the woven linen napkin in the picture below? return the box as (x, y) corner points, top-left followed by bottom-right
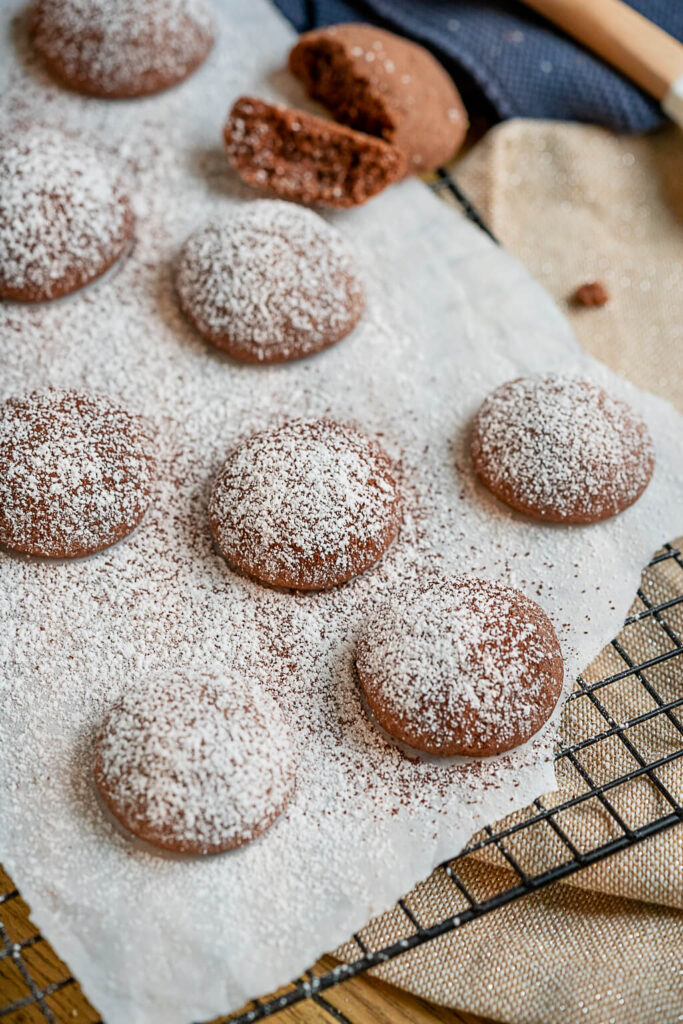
(335, 120), (683, 1024)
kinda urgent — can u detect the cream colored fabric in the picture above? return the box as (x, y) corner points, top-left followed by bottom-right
(455, 121), (683, 410)
(336, 121), (683, 1024)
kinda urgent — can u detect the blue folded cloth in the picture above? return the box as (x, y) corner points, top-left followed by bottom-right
(274, 0), (683, 133)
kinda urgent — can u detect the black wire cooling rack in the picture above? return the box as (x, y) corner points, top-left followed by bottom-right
(221, 541), (683, 1024)
(1, 172), (683, 1024)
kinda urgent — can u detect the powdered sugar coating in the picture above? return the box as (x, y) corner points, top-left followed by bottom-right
(0, 126), (133, 302)
(471, 374), (655, 524)
(0, 388), (155, 558)
(175, 201), (365, 363)
(356, 577), (564, 757)
(94, 674), (295, 855)
(209, 418), (401, 590)
(29, 0), (215, 97)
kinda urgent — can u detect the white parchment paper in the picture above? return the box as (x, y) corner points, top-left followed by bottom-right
(1, 3), (682, 1023)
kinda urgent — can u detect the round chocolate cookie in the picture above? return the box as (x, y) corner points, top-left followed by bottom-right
(209, 418), (401, 590)
(471, 374), (655, 524)
(356, 577), (564, 758)
(289, 23), (468, 174)
(94, 674), (295, 855)
(223, 96), (405, 208)
(29, 0), (215, 98)
(176, 201), (365, 363)
(0, 389), (155, 558)
(0, 127), (134, 302)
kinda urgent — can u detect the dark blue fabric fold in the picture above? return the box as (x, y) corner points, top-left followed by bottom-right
(274, 0), (683, 133)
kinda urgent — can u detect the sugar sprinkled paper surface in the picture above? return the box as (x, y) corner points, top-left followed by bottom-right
(0, 2), (682, 1023)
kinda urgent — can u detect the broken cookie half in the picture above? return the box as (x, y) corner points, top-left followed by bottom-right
(224, 96), (406, 208)
(289, 24), (468, 175)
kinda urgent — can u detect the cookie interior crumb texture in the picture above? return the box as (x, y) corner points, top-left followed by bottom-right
(176, 200), (365, 363)
(0, 388), (156, 558)
(224, 96), (406, 207)
(357, 576), (564, 757)
(94, 673), (295, 855)
(209, 418), (402, 589)
(471, 374), (655, 524)
(29, 0), (216, 97)
(289, 23), (468, 173)
(0, 126), (134, 302)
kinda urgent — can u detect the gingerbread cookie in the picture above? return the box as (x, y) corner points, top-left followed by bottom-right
(289, 24), (468, 174)
(223, 96), (405, 208)
(356, 577), (564, 758)
(29, 0), (215, 98)
(209, 418), (401, 590)
(94, 674), (294, 855)
(0, 389), (155, 558)
(0, 127), (134, 302)
(471, 374), (655, 524)
(176, 201), (365, 363)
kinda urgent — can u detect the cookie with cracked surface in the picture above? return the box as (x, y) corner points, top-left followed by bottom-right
(176, 201), (365, 363)
(209, 418), (401, 590)
(0, 126), (133, 302)
(471, 374), (655, 524)
(29, 0), (215, 98)
(356, 576), (564, 757)
(0, 388), (155, 558)
(94, 674), (295, 855)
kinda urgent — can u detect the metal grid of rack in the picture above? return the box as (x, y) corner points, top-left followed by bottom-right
(1, 174), (682, 1024)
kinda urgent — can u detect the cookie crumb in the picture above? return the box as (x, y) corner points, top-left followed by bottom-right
(572, 280), (609, 307)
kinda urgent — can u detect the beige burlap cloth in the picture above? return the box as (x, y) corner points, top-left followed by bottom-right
(336, 121), (683, 1024)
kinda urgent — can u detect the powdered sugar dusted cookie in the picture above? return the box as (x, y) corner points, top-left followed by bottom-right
(471, 374), (655, 524)
(94, 674), (295, 855)
(289, 24), (468, 174)
(29, 0), (215, 98)
(209, 419), (401, 590)
(0, 127), (133, 302)
(223, 97), (405, 208)
(176, 201), (365, 363)
(0, 389), (155, 558)
(356, 577), (564, 757)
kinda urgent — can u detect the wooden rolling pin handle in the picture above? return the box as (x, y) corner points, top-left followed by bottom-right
(523, 0), (683, 101)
